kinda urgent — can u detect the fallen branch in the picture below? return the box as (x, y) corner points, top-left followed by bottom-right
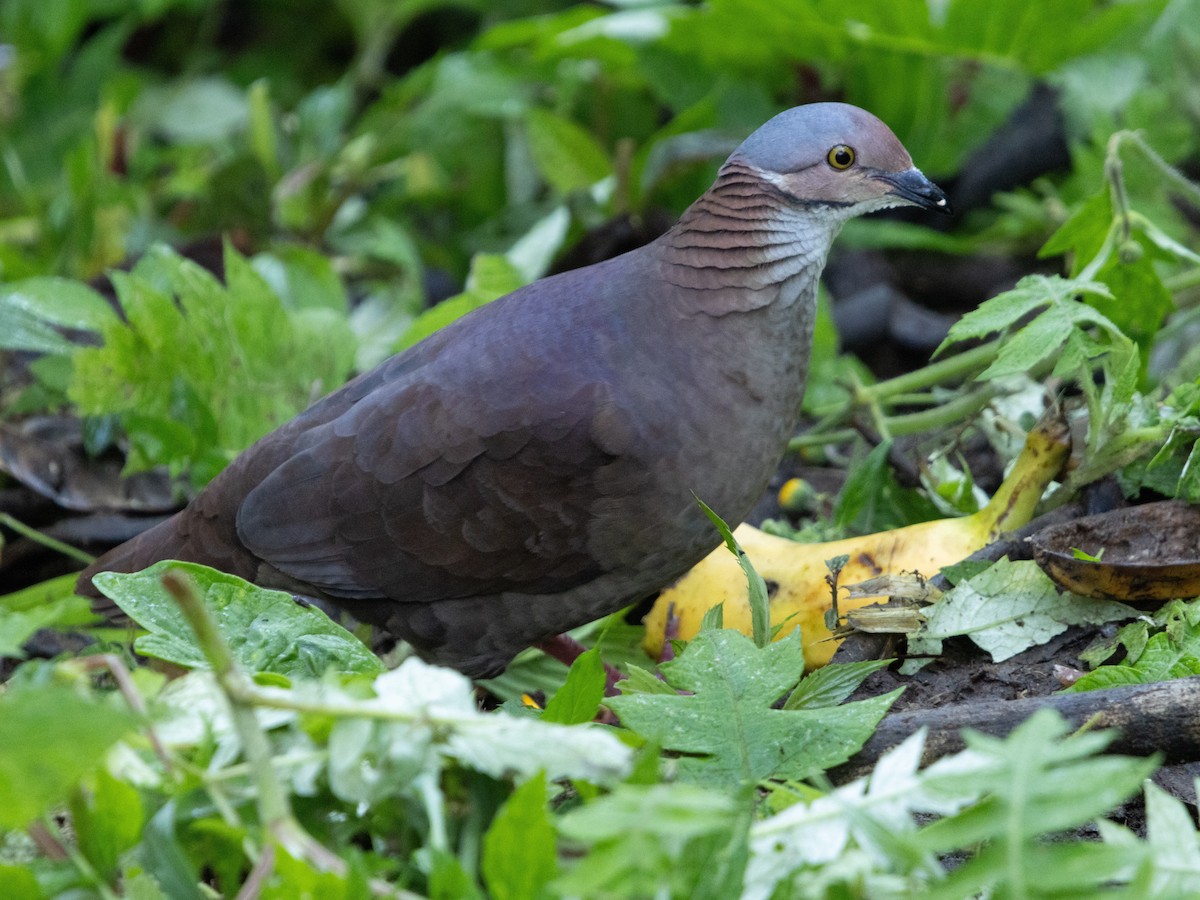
(831, 674), (1200, 783)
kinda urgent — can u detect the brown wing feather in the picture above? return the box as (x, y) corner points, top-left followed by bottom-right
(235, 290), (634, 604)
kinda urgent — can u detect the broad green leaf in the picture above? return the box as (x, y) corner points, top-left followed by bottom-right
(525, 107), (612, 194)
(0, 592), (97, 658)
(429, 849), (486, 900)
(608, 630), (899, 787)
(1141, 780), (1200, 894)
(1094, 239), (1175, 346)
(542, 647), (605, 724)
(0, 864), (42, 898)
(482, 772), (558, 900)
(0, 685), (138, 829)
(71, 767), (145, 881)
(261, 843), (372, 899)
(0, 302), (74, 353)
(91, 561), (385, 678)
(0, 277), (117, 332)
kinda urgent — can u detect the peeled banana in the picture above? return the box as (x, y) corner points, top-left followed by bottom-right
(643, 415), (1071, 668)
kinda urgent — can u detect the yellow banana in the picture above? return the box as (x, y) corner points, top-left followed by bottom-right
(643, 415), (1071, 668)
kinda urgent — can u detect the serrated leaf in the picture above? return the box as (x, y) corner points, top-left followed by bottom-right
(482, 772), (558, 900)
(608, 630), (899, 787)
(783, 659), (893, 710)
(92, 561), (385, 678)
(366, 659), (632, 785)
(1142, 780), (1200, 894)
(68, 243), (356, 487)
(555, 783), (744, 899)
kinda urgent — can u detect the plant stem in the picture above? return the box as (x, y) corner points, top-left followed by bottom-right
(160, 573), (315, 870)
(790, 383), (1002, 451)
(0, 513), (94, 564)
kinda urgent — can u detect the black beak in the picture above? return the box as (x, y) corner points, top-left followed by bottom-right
(877, 168), (951, 215)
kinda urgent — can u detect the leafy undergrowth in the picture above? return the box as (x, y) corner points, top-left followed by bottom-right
(2, 562), (1199, 898)
(3, 0), (1200, 896)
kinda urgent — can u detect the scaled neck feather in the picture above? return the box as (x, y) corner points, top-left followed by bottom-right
(657, 158), (841, 316)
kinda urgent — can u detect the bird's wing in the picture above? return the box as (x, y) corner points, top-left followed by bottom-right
(234, 298), (641, 604)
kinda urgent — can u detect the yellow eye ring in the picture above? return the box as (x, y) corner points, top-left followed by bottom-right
(827, 145), (856, 170)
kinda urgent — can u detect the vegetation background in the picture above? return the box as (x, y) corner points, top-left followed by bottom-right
(2, 0), (1200, 897)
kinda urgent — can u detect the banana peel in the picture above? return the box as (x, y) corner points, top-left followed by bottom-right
(643, 415), (1071, 669)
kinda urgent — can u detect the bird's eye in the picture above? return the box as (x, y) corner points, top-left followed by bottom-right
(827, 145), (856, 170)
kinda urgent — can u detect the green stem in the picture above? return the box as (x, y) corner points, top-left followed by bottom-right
(0, 513), (94, 565)
(806, 340), (1001, 421)
(790, 383), (1002, 451)
(160, 573), (303, 859)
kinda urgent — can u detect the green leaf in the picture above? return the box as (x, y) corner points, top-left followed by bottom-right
(542, 648), (605, 724)
(0, 863), (43, 898)
(428, 849), (484, 900)
(1093, 238), (1174, 346)
(916, 710), (1156, 897)
(91, 561), (385, 678)
(68, 244), (356, 487)
(1141, 780), (1200, 894)
(0, 685), (138, 829)
(140, 802), (205, 900)
(616, 664), (677, 696)
(908, 559), (1136, 665)
(783, 659), (893, 710)
(252, 245), (350, 313)
(525, 107), (612, 194)
(834, 441), (942, 533)
(555, 783), (745, 899)
(482, 772), (558, 900)
(0, 277), (117, 332)
(1069, 599), (1200, 692)
(608, 630), (900, 788)
(71, 767), (145, 881)
(0, 573), (97, 658)
(1039, 190), (1113, 270)
(696, 496), (770, 647)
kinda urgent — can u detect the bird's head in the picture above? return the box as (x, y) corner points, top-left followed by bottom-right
(731, 102), (950, 218)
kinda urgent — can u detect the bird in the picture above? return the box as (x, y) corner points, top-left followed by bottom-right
(77, 102), (949, 678)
